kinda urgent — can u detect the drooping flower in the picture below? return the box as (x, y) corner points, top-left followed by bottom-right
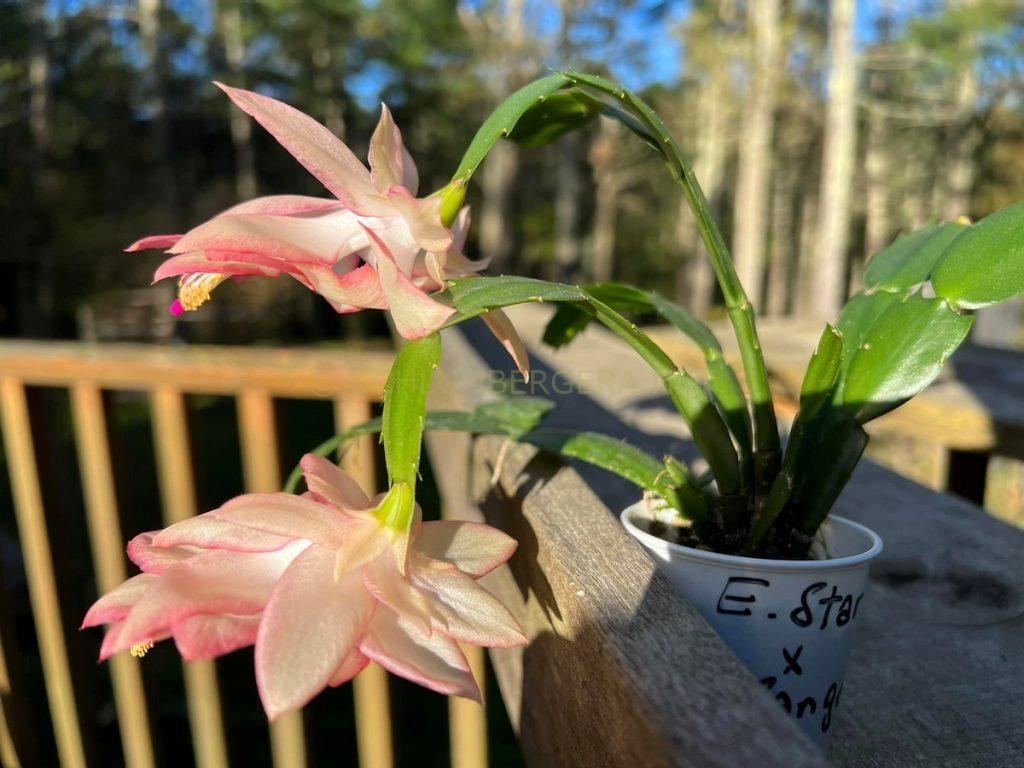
(128, 84), (486, 340)
(81, 532), (307, 662)
(83, 454), (524, 718)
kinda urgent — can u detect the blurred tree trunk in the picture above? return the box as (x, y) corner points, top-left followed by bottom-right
(942, 37), (979, 220)
(480, 141), (519, 273)
(138, 0), (177, 219)
(312, 28), (346, 141)
(808, 0), (858, 319)
(863, 102), (891, 259)
(589, 118), (621, 283)
(765, 140), (797, 316)
(678, 60), (729, 316)
(217, 0), (258, 199)
(27, 0), (55, 335)
(473, 0), (528, 273)
(731, 0), (780, 309)
(794, 187), (819, 318)
(550, 134), (581, 281)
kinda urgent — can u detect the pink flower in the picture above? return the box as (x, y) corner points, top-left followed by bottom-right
(83, 455), (525, 718)
(128, 84), (485, 340)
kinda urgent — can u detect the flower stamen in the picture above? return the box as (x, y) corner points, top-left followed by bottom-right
(130, 641), (155, 658)
(176, 272), (227, 313)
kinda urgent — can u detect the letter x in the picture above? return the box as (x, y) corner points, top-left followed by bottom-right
(782, 645), (804, 676)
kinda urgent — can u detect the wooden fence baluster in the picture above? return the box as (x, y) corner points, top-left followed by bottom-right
(237, 390), (307, 768)
(0, 378), (86, 768)
(150, 385), (230, 768)
(70, 384), (155, 768)
(0, 603), (20, 767)
(334, 397), (394, 768)
(449, 646), (487, 768)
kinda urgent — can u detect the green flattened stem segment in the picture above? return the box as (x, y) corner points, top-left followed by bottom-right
(441, 276), (741, 497)
(746, 324), (843, 554)
(382, 333), (442, 491)
(558, 71), (780, 476)
(544, 283), (753, 488)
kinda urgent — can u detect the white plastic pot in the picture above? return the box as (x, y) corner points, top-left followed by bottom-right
(621, 503), (882, 750)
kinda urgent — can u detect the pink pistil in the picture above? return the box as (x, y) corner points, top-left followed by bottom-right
(169, 299), (185, 317)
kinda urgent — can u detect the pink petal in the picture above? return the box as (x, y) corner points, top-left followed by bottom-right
(104, 545), (306, 659)
(213, 492), (352, 549)
(126, 234), (184, 252)
(300, 454), (372, 510)
(297, 264), (387, 313)
(173, 613), (261, 661)
(215, 82), (375, 210)
(127, 532), (198, 573)
(153, 514), (297, 553)
(328, 648), (371, 687)
(384, 188), (452, 254)
(481, 309), (530, 381)
(364, 227), (455, 340)
(368, 104), (418, 195)
(169, 210), (360, 266)
(450, 206), (471, 254)
(360, 608), (480, 701)
(256, 545), (374, 719)
(82, 574), (156, 628)
(415, 521), (517, 578)
(153, 252), (287, 283)
(363, 554), (435, 634)
(100, 623), (171, 662)
(221, 195), (343, 217)
(412, 558), (526, 647)
(333, 520), (388, 577)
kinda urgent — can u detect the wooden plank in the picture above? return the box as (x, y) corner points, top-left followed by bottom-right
(448, 646), (487, 768)
(0, 378), (87, 768)
(149, 386), (230, 768)
(0, 607), (20, 768)
(427, 327), (824, 768)
(237, 390), (307, 768)
(70, 384), (155, 768)
(334, 397), (395, 768)
(0, 341), (391, 399)
(863, 433), (949, 491)
(984, 455), (1024, 526)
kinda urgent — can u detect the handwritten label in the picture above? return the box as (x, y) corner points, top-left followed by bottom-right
(716, 576), (864, 630)
(716, 574), (863, 735)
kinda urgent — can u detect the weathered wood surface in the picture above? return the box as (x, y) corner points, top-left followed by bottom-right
(431, 305), (1024, 768)
(427, 326), (825, 768)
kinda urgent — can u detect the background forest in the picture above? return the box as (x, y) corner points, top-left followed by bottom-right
(2, 0), (1024, 347)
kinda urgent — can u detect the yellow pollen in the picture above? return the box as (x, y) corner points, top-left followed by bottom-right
(130, 641), (155, 658)
(178, 272), (227, 311)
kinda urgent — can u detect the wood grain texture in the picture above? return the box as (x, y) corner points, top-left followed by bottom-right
(432, 305), (1024, 767)
(427, 325), (824, 768)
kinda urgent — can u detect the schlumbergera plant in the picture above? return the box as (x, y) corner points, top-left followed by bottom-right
(85, 72), (1024, 717)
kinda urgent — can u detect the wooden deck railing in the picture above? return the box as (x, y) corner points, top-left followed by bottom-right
(0, 340), (490, 768)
